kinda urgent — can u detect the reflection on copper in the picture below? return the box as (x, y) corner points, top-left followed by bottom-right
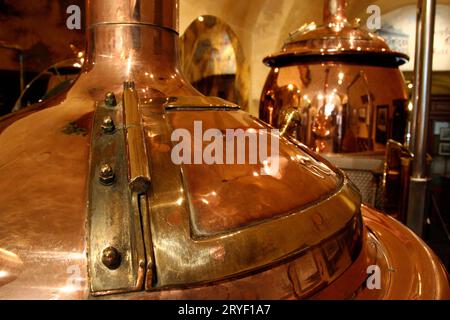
(93, 206), (449, 300)
(0, 248), (23, 287)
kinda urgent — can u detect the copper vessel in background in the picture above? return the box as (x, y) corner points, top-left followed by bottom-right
(259, 0), (411, 211)
(0, 0), (448, 300)
(260, 0), (409, 154)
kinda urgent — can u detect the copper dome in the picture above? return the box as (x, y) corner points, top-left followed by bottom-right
(264, 0), (408, 68)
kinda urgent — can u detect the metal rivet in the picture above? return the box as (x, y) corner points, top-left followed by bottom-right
(101, 246), (121, 270)
(101, 116), (115, 134)
(105, 92), (117, 107)
(99, 164), (115, 185)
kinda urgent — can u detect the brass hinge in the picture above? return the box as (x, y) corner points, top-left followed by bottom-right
(87, 86), (150, 296)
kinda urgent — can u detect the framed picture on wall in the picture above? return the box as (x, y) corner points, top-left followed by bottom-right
(375, 105), (388, 144)
(439, 143), (450, 156)
(440, 127), (450, 141)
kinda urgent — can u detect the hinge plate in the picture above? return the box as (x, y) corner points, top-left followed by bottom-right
(87, 95), (145, 295)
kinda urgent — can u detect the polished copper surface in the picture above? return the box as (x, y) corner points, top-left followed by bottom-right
(167, 110), (340, 234)
(0, 0), (190, 299)
(264, 0), (408, 67)
(140, 97), (361, 289)
(315, 206), (450, 299)
(261, 64), (408, 154)
(0, 0), (448, 300)
(260, 0), (409, 155)
(0, 101), (90, 299)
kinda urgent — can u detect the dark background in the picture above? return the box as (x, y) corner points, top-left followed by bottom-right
(0, 0), (85, 115)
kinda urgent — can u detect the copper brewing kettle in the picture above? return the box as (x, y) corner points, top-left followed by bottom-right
(0, 0), (448, 299)
(260, 0), (409, 155)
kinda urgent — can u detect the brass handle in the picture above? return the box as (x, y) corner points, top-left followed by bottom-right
(123, 81), (151, 193)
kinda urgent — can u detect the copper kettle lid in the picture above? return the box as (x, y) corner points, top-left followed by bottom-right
(263, 0), (409, 67)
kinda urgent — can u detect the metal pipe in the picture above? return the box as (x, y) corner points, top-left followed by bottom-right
(323, 0), (348, 25)
(85, 0), (180, 72)
(78, 0), (197, 99)
(411, 0), (435, 176)
(406, 0), (436, 236)
(86, 0), (178, 32)
(408, 2), (423, 153)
